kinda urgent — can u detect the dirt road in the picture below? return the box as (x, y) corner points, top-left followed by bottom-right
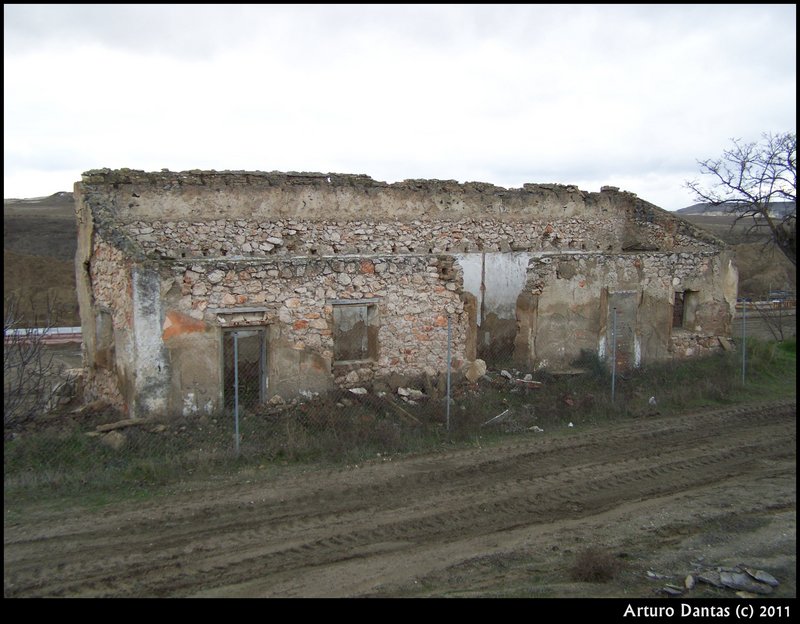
(4, 399), (796, 598)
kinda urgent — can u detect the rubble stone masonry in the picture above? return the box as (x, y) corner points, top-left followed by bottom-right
(75, 169), (737, 418)
(166, 253), (467, 384)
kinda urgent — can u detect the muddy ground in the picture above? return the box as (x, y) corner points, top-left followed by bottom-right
(4, 399), (795, 599)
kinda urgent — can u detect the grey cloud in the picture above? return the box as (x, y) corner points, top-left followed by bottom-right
(4, 5), (274, 59)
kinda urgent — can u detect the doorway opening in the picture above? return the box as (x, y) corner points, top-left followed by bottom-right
(222, 327), (268, 410)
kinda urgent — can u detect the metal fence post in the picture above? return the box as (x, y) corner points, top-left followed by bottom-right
(611, 307), (617, 403)
(233, 331), (241, 456)
(741, 299), (746, 385)
(446, 314), (452, 434)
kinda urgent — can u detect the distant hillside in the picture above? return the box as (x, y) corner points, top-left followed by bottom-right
(3, 190), (73, 203)
(4, 192), (79, 326)
(3, 191), (75, 217)
(4, 192), (77, 261)
(4, 249), (80, 326)
(677, 210), (796, 299)
(676, 201), (795, 218)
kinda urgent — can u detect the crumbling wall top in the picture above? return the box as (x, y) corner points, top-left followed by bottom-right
(77, 168), (632, 223)
(80, 168), (593, 195)
(76, 169), (721, 255)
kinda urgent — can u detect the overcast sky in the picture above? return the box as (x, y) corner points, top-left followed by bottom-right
(4, 4), (796, 210)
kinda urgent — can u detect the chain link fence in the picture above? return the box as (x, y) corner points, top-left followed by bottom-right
(5, 315), (554, 494)
(5, 310), (796, 498)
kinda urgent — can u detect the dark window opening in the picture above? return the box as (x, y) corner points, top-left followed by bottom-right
(333, 302), (379, 363)
(672, 292), (685, 328)
(673, 290), (700, 330)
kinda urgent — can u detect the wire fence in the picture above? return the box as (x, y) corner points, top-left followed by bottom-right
(5, 307), (797, 498)
(4, 315), (573, 495)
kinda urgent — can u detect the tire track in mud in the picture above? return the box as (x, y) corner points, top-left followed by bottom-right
(4, 400), (795, 597)
(4, 404), (792, 596)
(149, 432), (795, 596)
(5, 402), (795, 596)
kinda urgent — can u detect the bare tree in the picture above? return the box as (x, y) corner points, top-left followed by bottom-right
(685, 131), (796, 266)
(750, 297), (791, 343)
(3, 293), (65, 428)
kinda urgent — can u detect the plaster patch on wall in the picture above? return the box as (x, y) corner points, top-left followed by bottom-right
(132, 266), (169, 415)
(455, 254), (483, 321)
(163, 310), (208, 341)
(455, 252), (531, 324)
(183, 391), (198, 416)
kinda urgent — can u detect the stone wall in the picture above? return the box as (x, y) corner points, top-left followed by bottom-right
(163, 254), (467, 396)
(80, 170), (617, 224)
(79, 169), (722, 257)
(124, 217), (620, 258)
(523, 250), (737, 370)
(84, 238), (133, 412)
(75, 169), (736, 418)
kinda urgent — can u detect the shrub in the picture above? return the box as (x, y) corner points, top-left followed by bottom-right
(569, 547), (625, 583)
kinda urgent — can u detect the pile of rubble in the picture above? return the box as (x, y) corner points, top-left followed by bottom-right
(463, 359), (544, 392)
(648, 562), (781, 597)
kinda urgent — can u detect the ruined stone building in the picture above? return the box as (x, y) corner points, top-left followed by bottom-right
(75, 169), (738, 418)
